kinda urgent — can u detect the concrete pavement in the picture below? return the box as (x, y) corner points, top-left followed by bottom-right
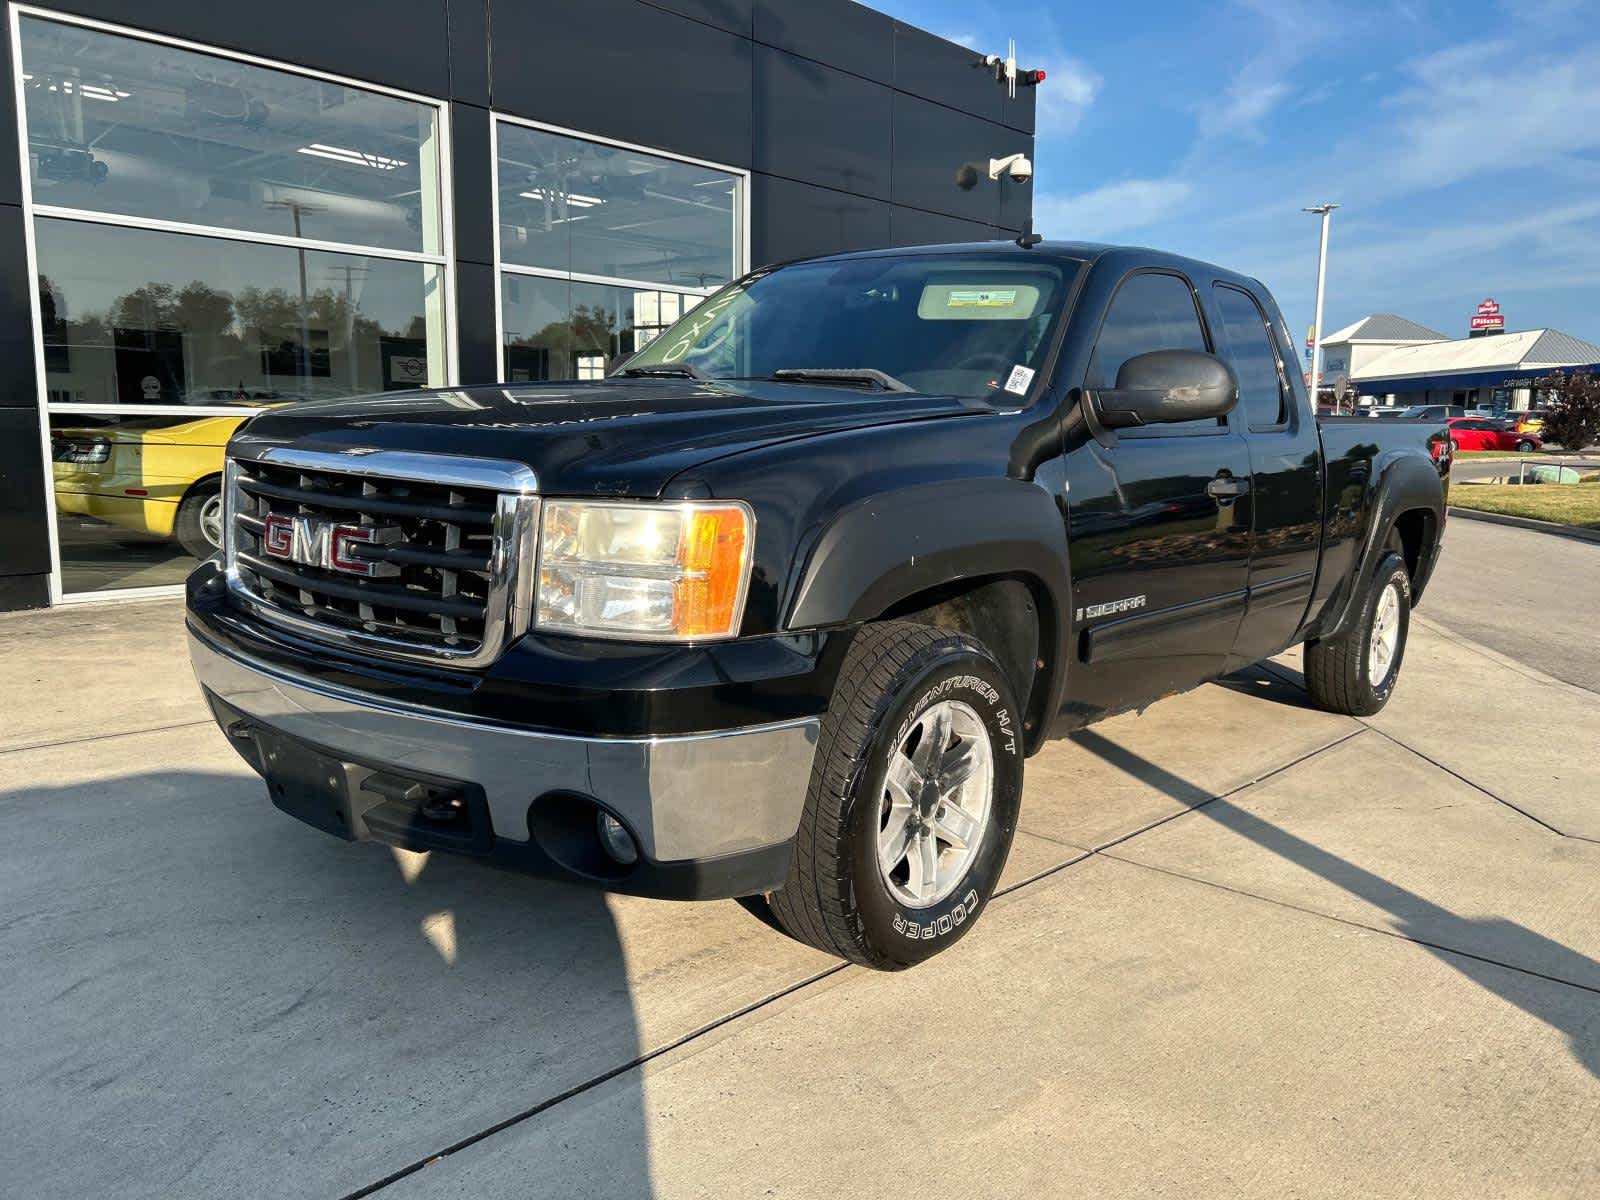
(3, 528), (1598, 1199)
(1421, 517), (1600, 693)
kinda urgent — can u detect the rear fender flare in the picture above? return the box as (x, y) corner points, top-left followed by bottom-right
(1313, 450), (1443, 642)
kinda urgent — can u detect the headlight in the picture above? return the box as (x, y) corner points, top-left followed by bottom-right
(536, 500), (753, 641)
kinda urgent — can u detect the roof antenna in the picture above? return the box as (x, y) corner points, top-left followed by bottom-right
(1016, 218), (1042, 249)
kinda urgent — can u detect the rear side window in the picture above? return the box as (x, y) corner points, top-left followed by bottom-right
(1212, 284), (1287, 428)
(1087, 272), (1208, 388)
(1088, 272), (1219, 434)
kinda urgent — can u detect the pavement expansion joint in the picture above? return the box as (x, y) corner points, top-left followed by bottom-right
(1257, 660), (1582, 842)
(0, 719), (214, 758)
(1089, 727), (1369, 855)
(1011, 825), (1088, 851)
(994, 850), (1095, 899)
(1414, 613), (1600, 697)
(338, 963), (846, 1199)
(1099, 851), (1600, 1000)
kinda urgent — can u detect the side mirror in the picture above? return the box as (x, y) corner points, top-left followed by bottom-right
(1093, 349), (1239, 429)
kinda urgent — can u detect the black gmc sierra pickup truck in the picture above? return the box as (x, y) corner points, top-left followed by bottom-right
(186, 240), (1449, 969)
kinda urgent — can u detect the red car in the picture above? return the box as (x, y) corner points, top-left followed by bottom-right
(1446, 417), (1541, 452)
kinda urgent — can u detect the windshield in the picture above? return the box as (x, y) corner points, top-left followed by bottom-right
(620, 253), (1083, 402)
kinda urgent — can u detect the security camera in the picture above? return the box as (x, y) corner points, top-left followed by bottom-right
(989, 153), (1033, 183)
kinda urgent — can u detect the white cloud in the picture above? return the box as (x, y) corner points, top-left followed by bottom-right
(1034, 179), (1192, 239)
(1198, 77), (1291, 142)
(1033, 56), (1101, 135)
(1193, 0), (1322, 142)
(945, 32), (979, 49)
(1369, 39), (1600, 193)
(1240, 199), (1600, 326)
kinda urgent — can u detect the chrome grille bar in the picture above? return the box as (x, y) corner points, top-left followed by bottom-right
(222, 448), (539, 670)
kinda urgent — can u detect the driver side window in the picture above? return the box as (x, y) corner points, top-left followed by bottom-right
(1088, 272), (1219, 434)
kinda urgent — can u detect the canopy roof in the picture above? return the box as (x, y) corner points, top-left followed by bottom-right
(1352, 328), (1600, 391)
(1322, 314), (1448, 344)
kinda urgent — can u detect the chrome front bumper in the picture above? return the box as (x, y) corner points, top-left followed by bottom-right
(187, 627), (820, 864)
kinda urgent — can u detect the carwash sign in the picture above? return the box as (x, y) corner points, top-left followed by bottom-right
(1470, 297), (1505, 333)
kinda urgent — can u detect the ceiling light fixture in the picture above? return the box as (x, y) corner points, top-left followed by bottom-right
(43, 79), (130, 101)
(297, 143), (408, 171)
(518, 188), (605, 207)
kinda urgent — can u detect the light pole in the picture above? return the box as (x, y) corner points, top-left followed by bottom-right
(1303, 202), (1339, 410)
(266, 197), (326, 389)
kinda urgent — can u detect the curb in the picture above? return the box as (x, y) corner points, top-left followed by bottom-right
(1448, 506), (1600, 545)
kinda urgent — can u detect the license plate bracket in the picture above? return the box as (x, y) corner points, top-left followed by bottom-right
(256, 730), (360, 841)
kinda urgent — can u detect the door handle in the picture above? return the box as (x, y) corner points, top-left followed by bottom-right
(1207, 474), (1249, 504)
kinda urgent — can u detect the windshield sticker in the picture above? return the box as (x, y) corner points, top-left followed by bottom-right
(917, 282), (1042, 321)
(1004, 365), (1036, 395)
(947, 289), (1018, 309)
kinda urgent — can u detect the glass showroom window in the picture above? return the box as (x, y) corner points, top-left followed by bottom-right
(494, 119), (743, 381)
(16, 11), (451, 597)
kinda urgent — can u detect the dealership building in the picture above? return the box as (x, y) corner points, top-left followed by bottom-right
(0, 0), (1037, 611)
(1321, 313), (1600, 410)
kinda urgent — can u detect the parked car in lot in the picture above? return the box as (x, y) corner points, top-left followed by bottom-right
(1446, 416), (1541, 453)
(186, 240), (1449, 968)
(1399, 404), (1468, 421)
(1511, 409), (1550, 435)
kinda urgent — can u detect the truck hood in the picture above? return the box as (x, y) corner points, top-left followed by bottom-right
(230, 379), (984, 496)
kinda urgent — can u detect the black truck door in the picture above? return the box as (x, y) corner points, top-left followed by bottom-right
(1059, 268), (1253, 725)
(1208, 283), (1323, 668)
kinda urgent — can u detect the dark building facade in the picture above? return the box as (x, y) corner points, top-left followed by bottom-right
(0, 0), (1035, 610)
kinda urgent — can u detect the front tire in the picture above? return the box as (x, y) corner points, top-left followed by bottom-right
(1515, 439), (1536, 452)
(766, 621), (1023, 969)
(1305, 551), (1411, 717)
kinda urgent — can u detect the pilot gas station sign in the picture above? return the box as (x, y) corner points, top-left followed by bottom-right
(1470, 298), (1505, 333)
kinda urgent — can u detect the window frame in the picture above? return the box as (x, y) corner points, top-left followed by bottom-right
(489, 112), (750, 384)
(1212, 282), (1292, 434)
(11, 3), (458, 604)
(1084, 267), (1228, 440)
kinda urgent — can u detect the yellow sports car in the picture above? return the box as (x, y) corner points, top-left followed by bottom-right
(52, 414), (248, 559)
(1512, 410), (1549, 436)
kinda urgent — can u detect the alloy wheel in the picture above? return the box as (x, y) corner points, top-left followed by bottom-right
(1368, 580), (1402, 686)
(877, 699), (993, 907)
(200, 492), (225, 550)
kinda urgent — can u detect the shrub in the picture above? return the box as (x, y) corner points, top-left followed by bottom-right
(1534, 370), (1600, 450)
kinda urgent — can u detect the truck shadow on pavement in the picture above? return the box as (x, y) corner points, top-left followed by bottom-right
(1069, 728), (1600, 1082)
(0, 768), (653, 1200)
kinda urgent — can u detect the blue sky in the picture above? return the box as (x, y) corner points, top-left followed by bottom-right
(873, 0), (1600, 346)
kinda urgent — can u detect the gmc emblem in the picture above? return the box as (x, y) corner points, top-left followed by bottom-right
(261, 514), (399, 577)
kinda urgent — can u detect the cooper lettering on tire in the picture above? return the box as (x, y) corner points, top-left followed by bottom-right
(765, 622), (1023, 969)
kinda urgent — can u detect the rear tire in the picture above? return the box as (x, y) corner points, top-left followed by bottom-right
(1305, 550), (1411, 717)
(766, 621), (1023, 969)
(174, 480), (224, 560)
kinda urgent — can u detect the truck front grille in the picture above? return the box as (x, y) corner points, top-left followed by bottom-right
(224, 449), (539, 669)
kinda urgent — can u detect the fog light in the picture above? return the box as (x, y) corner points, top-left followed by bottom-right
(596, 812), (639, 866)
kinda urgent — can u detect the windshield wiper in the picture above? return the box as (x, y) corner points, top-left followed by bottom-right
(770, 368), (914, 393)
(614, 363), (709, 380)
